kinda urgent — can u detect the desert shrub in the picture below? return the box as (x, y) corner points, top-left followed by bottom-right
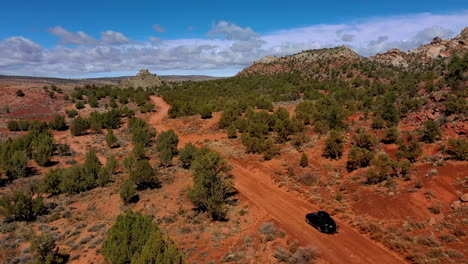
(106, 156), (117, 174)
(128, 118), (155, 146)
(75, 101), (85, 109)
(322, 130), (344, 160)
(291, 133), (311, 149)
(159, 148), (173, 167)
(50, 115), (67, 131)
(446, 138), (467, 160)
(347, 146), (374, 171)
(353, 128), (378, 150)
(133, 143), (146, 160)
(32, 133), (54, 166)
(371, 115), (385, 129)
(227, 124), (237, 139)
(288, 246), (318, 264)
(102, 210), (183, 264)
(155, 130), (178, 155)
(70, 116), (89, 136)
(18, 119), (30, 131)
(0, 149), (29, 181)
(65, 109), (78, 118)
(30, 233), (69, 264)
(40, 149), (101, 195)
(199, 104), (213, 119)
(421, 120), (441, 143)
(273, 246), (292, 262)
(40, 169), (62, 195)
(139, 103), (155, 113)
(0, 187), (45, 221)
(218, 108), (241, 129)
(120, 180), (137, 205)
(397, 134), (422, 162)
(178, 142), (198, 169)
(445, 249), (464, 258)
(366, 153), (397, 184)
(300, 153), (308, 167)
(7, 121), (20, 131)
(443, 95), (466, 115)
(106, 129), (119, 148)
(313, 120), (329, 135)
(188, 150), (234, 220)
(298, 172), (320, 186)
(97, 167), (112, 187)
(119, 94), (128, 104)
(88, 96), (99, 108)
(415, 235), (441, 247)
(382, 127), (399, 144)
(130, 159), (160, 190)
(439, 234), (457, 243)
(16, 89), (25, 97)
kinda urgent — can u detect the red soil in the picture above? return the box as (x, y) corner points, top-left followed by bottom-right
(150, 96), (406, 264)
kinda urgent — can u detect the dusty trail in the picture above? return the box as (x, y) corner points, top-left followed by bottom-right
(150, 96), (406, 264)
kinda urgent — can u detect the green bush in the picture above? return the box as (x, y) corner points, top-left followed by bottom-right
(7, 121), (19, 131)
(178, 142), (197, 169)
(188, 151), (234, 220)
(199, 104), (213, 119)
(130, 159), (160, 190)
(397, 135), (422, 162)
(446, 138), (467, 160)
(155, 130), (179, 155)
(65, 109), (78, 118)
(352, 128), (378, 150)
(106, 129), (119, 148)
(133, 143), (146, 159)
(75, 101), (85, 109)
(50, 115), (67, 131)
(30, 233), (69, 264)
(102, 210), (183, 264)
(421, 120), (441, 143)
(0, 187), (45, 221)
(70, 116), (89, 136)
(227, 124), (237, 138)
(323, 130), (344, 160)
(347, 146), (374, 171)
(120, 180), (137, 205)
(382, 127), (399, 144)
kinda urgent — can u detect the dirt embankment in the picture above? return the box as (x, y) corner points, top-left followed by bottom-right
(149, 96), (406, 264)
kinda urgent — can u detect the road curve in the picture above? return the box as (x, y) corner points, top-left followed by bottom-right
(150, 96), (406, 264)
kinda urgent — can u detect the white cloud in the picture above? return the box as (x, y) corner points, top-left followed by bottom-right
(48, 26), (96, 45)
(207, 21), (259, 40)
(1, 12), (467, 77)
(101, 30), (130, 44)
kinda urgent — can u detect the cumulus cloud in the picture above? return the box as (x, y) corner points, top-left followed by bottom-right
(153, 24), (165, 33)
(1, 12), (467, 77)
(101, 30), (130, 44)
(48, 26), (96, 45)
(208, 21), (259, 40)
(0, 36), (44, 67)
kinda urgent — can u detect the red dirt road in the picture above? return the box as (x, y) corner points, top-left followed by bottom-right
(150, 96), (406, 264)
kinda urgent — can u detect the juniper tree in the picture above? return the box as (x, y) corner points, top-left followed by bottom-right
(187, 151), (234, 220)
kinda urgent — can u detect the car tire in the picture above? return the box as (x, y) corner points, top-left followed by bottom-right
(317, 226), (322, 233)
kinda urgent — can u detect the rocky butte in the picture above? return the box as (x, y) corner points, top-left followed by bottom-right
(118, 69), (163, 89)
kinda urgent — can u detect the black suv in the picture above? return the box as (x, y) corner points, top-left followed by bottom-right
(305, 211), (337, 234)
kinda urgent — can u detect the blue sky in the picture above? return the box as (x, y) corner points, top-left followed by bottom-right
(0, 0), (467, 77)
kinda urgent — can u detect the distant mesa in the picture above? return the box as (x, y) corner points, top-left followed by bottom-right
(118, 69), (163, 89)
(238, 27), (467, 76)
